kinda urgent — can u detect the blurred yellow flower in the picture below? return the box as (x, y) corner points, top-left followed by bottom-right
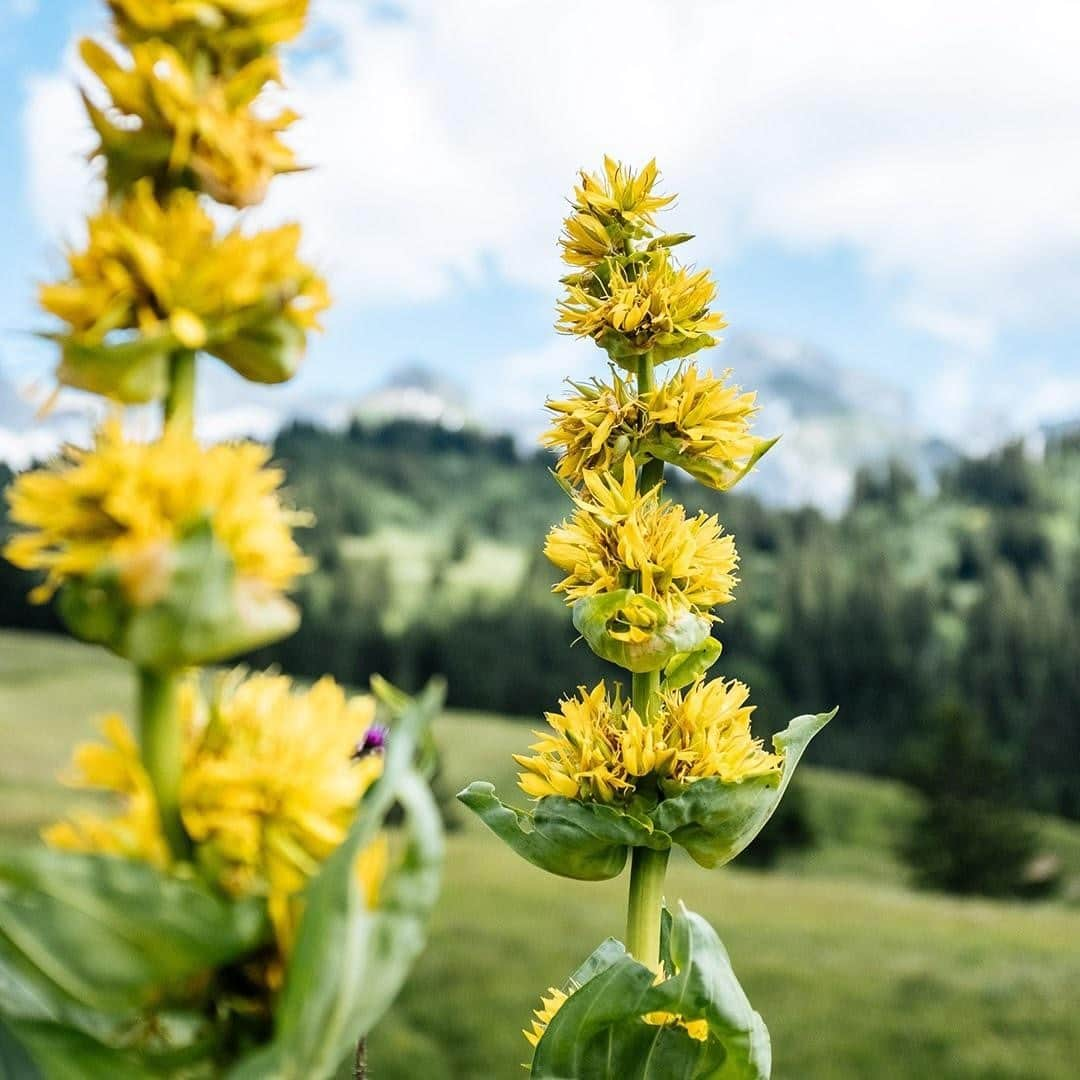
(544, 460), (738, 624)
(557, 252), (725, 364)
(180, 671), (383, 949)
(107, 0), (309, 72)
(515, 677), (779, 804)
(82, 39), (300, 207)
(3, 420), (310, 604)
(43, 714), (170, 868)
(39, 181), (327, 400)
(45, 670), (386, 954)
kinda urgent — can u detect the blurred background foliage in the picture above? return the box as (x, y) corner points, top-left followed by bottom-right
(3, 416), (1080, 1074)
(8, 417), (1075, 811)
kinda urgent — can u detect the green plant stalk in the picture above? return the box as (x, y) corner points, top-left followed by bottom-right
(164, 349), (197, 437)
(625, 846), (670, 972)
(133, 348), (199, 859)
(624, 351), (668, 970)
(137, 667), (190, 858)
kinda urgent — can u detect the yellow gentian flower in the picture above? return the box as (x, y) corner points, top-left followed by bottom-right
(543, 363), (774, 491)
(3, 420), (310, 604)
(82, 38), (300, 207)
(557, 251), (726, 364)
(514, 677), (780, 805)
(545, 470), (738, 624)
(571, 156), (675, 230)
(39, 180), (328, 399)
(45, 670), (387, 956)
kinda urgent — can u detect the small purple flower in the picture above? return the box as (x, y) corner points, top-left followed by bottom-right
(352, 724), (388, 761)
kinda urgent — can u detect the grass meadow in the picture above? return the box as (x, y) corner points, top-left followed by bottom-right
(2, 630), (1079, 1078)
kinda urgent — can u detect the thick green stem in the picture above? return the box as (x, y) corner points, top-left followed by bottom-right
(623, 350), (670, 969)
(625, 846), (670, 971)
(137, 668), (190, 859)
(164, 350), (196, 437)
(632, 669), (660, 721)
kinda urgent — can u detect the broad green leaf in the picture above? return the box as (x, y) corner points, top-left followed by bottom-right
(0, 1015), (41, 1079)
(0, 1017), (144, 1080)
(531, 907), (767, 1079)
(643, 906), (771, 1079)
(653, 710), (835, 868)
(457, 782), (669, 881)
(229, 682), (445, 1080)
(573, 590), (711, 673)
(0, 848), (268, 1015)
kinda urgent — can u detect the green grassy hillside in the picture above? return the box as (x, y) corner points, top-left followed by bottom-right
(2, 630), (1079, 1078)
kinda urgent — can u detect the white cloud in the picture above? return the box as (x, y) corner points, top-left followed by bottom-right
(21, 0), (1080, 344)
(898, 302), (995, 353)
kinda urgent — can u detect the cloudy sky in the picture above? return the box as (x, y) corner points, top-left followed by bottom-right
(2, 0), (1079, 447)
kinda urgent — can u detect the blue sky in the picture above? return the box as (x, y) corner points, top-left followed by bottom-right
(2, 0), (1079, 450)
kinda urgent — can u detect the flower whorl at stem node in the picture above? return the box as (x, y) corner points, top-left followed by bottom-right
(81, 37), (301, 207)
(45, 670), (387, 958)
(543, 362), (775, 492)
(39, 181), (328, 402)
(514, 677), (781, 805)
(544, 457), (739, 632)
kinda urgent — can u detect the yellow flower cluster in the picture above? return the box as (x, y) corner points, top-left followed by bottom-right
(556, 157), (724, 367)
(44, 714), (171, 868)
(544, 459), (738, 625)
(40, 181), (327, 396)
(82, 38), (300, 207)
(543, 363), (768, 490)
(557, 254), (725, 362)
(3, 420), (310, 604)
(514, 678), (781, 803)
(108, 0), (309, 72)
(45, 670), (386, 954)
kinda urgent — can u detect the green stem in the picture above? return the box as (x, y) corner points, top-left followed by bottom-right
(137, 668), (190, 859)
(632, 669), (660, 721)
(164, 350), (196, 437)
(625, 846), (670, 971)
(636, 354), (664, 492)
(623, 349), (670, 969)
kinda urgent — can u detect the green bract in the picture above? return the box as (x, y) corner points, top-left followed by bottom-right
(530, 905), (770, 1080)
(459, 709), (834, 881)
(573, 589), (712, 673)
(49, 308), (305, 406)
(57, 519), (299, 671)
(648, 434), (780, 494)
(599, 327), (719, 372)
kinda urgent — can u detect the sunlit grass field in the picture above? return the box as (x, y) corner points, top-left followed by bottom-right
(2, 631), (1079, 1078)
